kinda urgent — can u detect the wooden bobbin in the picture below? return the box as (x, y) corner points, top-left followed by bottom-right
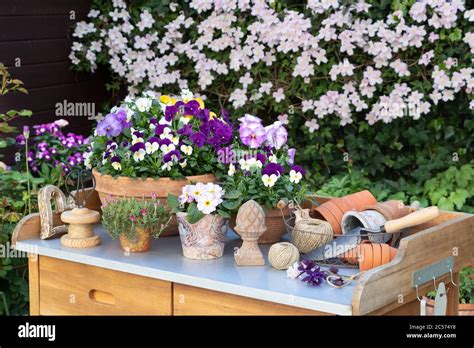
(60, 207), (101, 248)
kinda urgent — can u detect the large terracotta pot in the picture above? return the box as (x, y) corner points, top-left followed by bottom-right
(176, 212), (227, 260)
(93, 169), (216, 235)
(230, 207), (290, 244)
(118, 226), (151, 253)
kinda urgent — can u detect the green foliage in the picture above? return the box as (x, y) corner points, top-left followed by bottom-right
(101, 197), (171, 239)
(460, 267), (473, 304)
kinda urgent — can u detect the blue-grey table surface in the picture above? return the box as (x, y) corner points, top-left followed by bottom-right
(15, 225), (358, 315)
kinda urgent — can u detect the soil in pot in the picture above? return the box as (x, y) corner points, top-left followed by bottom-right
(118, 226), (152, 253)
(93, 169), (216, 236)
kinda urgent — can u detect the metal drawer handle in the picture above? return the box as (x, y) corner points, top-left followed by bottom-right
(89, 289), (115, 306)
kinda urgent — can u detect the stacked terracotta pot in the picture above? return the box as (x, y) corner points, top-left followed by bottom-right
(340, 241), (398, 271)
(311, 190), (377, 234)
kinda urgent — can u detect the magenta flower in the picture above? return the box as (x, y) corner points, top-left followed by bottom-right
(97, 114), (123, 138)
(265, 121), (287, 150)
(239, 122), (266, 148)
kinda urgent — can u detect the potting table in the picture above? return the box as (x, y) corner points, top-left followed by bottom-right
(11, 204), (473, 316)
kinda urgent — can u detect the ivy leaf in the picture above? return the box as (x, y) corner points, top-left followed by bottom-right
(187, 202), (204, 224)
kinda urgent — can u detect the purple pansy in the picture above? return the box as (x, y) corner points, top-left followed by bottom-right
(177, 124), (192, 136)
(291, 165), (306, 176)
(97, 113), (123, 138)
(130, 142), (145, 152)
(184, 100), (200, 116)
(262, 163), (285, 176)
(190, 131), (206, 148)
(239, 122), (267, 148)
(115, 109), (131, 128)
(154, 124), (167, 136)
(256, 153), (266, 164)
(165, 105), (178, 121)
(265, 121), (287, 150)
(163, 150), (181, 163)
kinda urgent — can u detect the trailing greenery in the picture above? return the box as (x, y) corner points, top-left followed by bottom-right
(101, 197), (171, 239)
(460, 267), (473, 304)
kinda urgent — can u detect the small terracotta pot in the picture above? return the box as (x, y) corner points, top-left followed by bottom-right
(343, 190), (377, 210)
(119, 226), (152, 253)
(364, 200), (412, 220)
(311, 190), (377, 235)
(340, 242), (397, 271)
(177, 212), (227, 260)
(230, 207), (290, 244)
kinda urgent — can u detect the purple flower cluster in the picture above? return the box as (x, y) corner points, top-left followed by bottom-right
(297, 260), (327, 286)
(16, 120), (90, 174)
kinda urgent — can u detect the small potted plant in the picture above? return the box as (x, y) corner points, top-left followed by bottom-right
(167, 183), (229, 260)
(101, 196), (171, 252)
(217, 114), (307, 243)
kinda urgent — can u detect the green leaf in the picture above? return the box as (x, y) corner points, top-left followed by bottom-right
(222, 199), (242, 210)
(449, 189), (469, 210)
(187, 202), (204, 224)
(224, 190), (241, 199)
(217, 209), (230, 218)
(166, 194), (180, 210)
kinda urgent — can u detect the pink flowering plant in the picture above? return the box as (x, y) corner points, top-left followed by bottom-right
(101, 196), (171, 239)
(218, 114), (307, 214)
(86, 90), (234, 179)
(16, 119), (90, 181)
(167, 182), (228, 224)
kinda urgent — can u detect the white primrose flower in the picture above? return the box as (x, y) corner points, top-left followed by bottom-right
(190, 183), (206, 199)
(289, 169), (303, 184)
(145, 141), (159, 154)
(180, 144), (193, 156)
(135, 97), (152, 112)
(262, 174), (278, 188)
(197, 194), (218, 214)
(133, 149), (146, 162)
(228, 163), (236, 176)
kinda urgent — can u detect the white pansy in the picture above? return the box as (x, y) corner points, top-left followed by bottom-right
(180, 144), (193, 155)
(289, 169), (303, 184)
(160, 143), (175, 154)
(135, 97), (152, 112)
(228, 163), (236, 176)
(133, 149), (145, 162)
(262, 174), (278, 188)
(268, 155), (278, 163)
(131, 136), (144, 145)
(145, 141), (159, 154)
(111, 161), (122, 171)
(161, 161), (172, 171)
(179, 159), (187, 168)
(83, 152), (93, 169)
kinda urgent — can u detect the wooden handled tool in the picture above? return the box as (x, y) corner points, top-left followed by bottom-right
(384, 206), (439, 233)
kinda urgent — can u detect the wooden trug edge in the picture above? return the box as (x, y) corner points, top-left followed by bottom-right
(351, 213), (473, 315)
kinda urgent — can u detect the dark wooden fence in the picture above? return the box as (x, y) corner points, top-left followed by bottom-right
(0, 0), (110, 164)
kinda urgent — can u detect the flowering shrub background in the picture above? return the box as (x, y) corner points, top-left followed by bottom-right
(71, 0), (473, 194)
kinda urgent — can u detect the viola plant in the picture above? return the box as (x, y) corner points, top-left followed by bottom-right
(167, 182), (228, 224)
(15, 119), (90, 185)
(86, 89), (233, 179)
(287, 260), (340, 287)
(219, 114), (307, 214)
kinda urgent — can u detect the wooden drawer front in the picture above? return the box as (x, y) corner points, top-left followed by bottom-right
(39, 256), (172, 315)
(173, 284), (329, 316)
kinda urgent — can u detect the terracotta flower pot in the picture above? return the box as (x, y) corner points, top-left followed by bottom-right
(364, 200), (413, 220)
(311, 190), (377, 235)
(177, 212), (227, 260)
(93, 169), (216, 236)
(118, 226), (152, 253)
(230, 207), (290, 244)
(340, 242), (397, 271)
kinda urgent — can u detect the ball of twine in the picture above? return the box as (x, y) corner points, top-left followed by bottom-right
(291, 218), (333, 253)
(268, 242), (300, 270)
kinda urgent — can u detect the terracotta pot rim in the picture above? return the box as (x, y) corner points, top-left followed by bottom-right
(92, 168), (215, 183)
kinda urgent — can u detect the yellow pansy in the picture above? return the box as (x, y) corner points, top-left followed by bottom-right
(159, 95), (171, 104)
(209, 111), (216, 120)
(194, 98), (205, 109)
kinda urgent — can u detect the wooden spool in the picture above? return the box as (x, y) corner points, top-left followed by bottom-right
(60, 207), (101, 248)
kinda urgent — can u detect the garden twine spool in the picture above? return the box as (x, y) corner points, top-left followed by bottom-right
(268, 242), (300, 270)
(291, 208), (333, 253)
